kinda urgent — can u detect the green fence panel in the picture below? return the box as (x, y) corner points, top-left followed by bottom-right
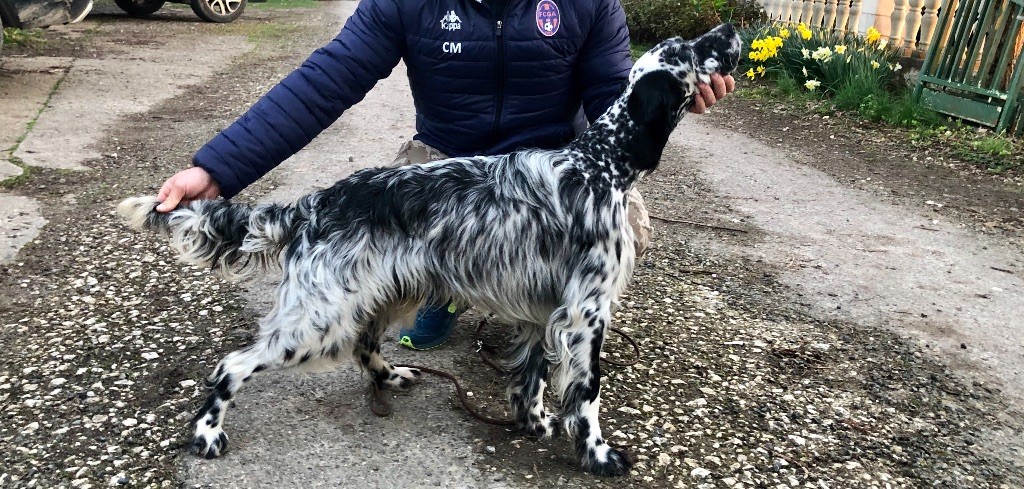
(915, 0), (1024, 134)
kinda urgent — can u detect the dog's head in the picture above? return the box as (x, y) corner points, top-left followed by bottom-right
(624, 24), (741, 169)
(628, 23), (742, 96)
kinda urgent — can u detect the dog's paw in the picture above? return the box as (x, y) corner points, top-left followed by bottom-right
(522, 412), (561, 439)
(584, 445), (633, 477)
(384, 366), (422, 390)
(190, 426), (229, 459)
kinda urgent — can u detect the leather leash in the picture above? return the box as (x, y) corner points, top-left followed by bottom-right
(369, 319), (641, 426)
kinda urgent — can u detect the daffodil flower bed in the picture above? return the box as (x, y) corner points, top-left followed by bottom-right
(737, 22), (940, 129)
(741, 24), (902, 97)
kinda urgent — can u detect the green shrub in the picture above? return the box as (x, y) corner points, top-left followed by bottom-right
(623, 0), (724, 44)
(721, 0), (768, 28)
(622, 0), (765, 44)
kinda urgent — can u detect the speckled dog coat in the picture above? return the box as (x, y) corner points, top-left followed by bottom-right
(118, 24), (740, 476)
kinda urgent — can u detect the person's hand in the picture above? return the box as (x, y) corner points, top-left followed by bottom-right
(156, 167), (221, 212)
(689, 73), (735, 115)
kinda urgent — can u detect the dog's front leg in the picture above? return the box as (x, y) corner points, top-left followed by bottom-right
(549, 304), (632, 476)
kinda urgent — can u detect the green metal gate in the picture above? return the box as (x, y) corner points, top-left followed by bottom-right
(914, 0), (1024, 136)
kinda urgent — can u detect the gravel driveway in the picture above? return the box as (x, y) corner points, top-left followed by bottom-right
(1, 2), (1022, 488)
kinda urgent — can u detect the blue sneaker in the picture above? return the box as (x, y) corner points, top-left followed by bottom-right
(398, 302), (458, 350)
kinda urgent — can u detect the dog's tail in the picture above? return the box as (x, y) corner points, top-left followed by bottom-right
(117, 195), (307, 281)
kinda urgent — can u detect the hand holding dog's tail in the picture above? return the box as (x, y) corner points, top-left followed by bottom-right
(117, 196), (303, 281)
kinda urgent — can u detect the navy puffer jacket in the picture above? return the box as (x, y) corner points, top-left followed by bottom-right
(194, 0), (633, 198)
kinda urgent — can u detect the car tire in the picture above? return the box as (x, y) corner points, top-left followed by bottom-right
(113, 0), (166, 17)
(190, 0), (245, 23)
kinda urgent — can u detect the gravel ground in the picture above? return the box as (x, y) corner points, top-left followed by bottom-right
(0, 4), (338, 487)
(2, 3), (1023, 488)
(455, 171), (1023, 488)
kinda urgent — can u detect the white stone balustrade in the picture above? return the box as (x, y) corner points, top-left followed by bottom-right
(757, 0), (948, 58)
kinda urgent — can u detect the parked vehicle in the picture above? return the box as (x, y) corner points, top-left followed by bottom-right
(0, 0), (92, 29)
(114, 0), (246, 23)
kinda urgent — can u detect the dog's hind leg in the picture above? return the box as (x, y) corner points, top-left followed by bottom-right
(507, 324), (559, 439)
(189, 340), (284, 459)
(549, 301), (633, 477)
(189, 264), (352, 458)
(352, 312), (422, 390)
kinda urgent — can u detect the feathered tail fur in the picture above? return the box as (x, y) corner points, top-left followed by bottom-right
(116, 196), (302, 281)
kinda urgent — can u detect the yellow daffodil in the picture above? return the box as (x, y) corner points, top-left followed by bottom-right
(866, 26), (881, 43)
(834, 44), (847, 54)
(747, 36), (783, 63)
(745, 68), (756, 80)
(805, 79), (821, 91)
(871, 60), (881, 69)
(797, 23), (813, 40)
(756, 65), (766, 76)
(779, 28), (791, 39)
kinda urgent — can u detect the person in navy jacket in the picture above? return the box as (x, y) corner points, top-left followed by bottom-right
(155, 0), (735, 349)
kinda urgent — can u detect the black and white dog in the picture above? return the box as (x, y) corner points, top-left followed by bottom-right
(118, 24), (740, 476)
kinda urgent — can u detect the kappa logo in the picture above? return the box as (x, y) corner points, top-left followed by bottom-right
(440, 10), (462, 31)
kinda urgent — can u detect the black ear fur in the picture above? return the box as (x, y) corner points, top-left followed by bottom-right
(691, 23), (740, 74)
(625, 71), (686, 171)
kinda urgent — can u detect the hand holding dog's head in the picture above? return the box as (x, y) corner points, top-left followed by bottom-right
(626, 23), (741, 87)
(618, 24), (741, 169)
(628, 23), (742, 112)
(622, 24), (741, 170)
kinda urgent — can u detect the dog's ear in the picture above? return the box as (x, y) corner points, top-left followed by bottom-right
(690, 23), (742, 75)
(626, 71), (685, 171)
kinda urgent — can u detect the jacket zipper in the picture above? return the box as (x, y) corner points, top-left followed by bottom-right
(491, 5), (506, 145)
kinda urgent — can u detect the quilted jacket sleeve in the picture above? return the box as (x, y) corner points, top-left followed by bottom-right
(575, 0), (633, 123)
(193, 0), (405, 199)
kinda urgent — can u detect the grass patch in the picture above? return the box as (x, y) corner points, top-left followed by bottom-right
(0, 156), (33, 188)
(912, 126), (1022, 174)
(735, 79), (816, 104)
(249, 0), (319, 9)
(630, 43), (653, 61)
(2, 28), (47, 48)
(735, 85), (775, 100)
(774, 72), (803, 98)
(216, 22), (300, 43)
(960, 134), (1020, 173)
(0, 64), (70, 188)
(245, 23), (300, 42)
(973, 135), (1015, 157)
(957, 136), (1020, 173)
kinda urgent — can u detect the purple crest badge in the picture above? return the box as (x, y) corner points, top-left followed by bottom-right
(536, 0), (560, 37)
